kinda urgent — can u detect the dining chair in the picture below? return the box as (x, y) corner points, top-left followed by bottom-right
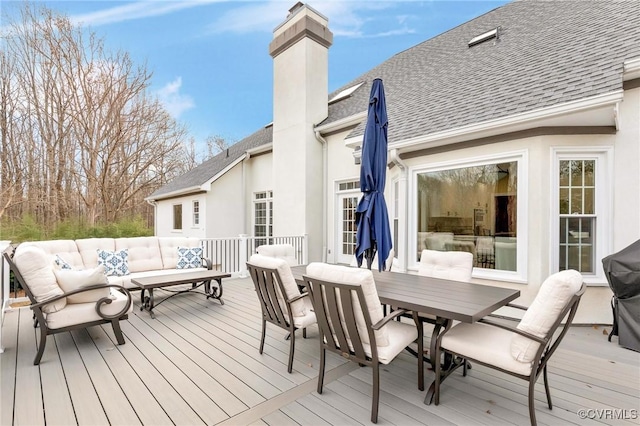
(303, 262), (423, 423)
(256, 243), (298, 266)
(433, 269), (586, 426)
(246, 254), (316, 373)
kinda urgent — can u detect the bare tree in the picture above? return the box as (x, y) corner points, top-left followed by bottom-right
(1, 3), (192, 231)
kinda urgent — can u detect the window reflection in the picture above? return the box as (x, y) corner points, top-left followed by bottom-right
(416, 162), (517, 271)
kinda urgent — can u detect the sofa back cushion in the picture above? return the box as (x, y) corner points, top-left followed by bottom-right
(13, 245), (66, 313)
(76, 238), (116, 268)
(158, 237), (202, 269)
(21, 240), (84, 269)
(115, 237), (162, 273)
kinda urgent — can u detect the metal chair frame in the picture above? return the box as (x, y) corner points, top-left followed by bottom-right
(433, 283), (586, 425)
(303, 274), (424, 423)
(3, 252), (132, 365)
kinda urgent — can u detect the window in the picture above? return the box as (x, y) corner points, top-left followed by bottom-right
(558, 160), (594, 272)
(411, 154), (525, 278)
(552, 148), (611, 284)
(192, 201), (200, 226)
(254, 191), (273, 247)
(173, 204), (182, 230)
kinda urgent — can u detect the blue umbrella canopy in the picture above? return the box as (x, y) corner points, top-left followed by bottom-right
(355, 78), (392, 271)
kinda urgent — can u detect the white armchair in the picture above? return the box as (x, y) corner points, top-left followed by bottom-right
(433, 270), (586, 425)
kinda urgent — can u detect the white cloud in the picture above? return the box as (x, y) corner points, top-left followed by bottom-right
(69, 0), (223, 27)
(156, 77), (195, 119)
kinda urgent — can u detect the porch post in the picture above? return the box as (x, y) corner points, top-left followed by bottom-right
(239, 234), (249, 277)
(302, 233), (309, 265)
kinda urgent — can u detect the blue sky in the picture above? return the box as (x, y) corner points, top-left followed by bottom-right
(3, 0), (509, 148)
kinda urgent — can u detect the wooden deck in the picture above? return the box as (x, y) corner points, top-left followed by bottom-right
(2, 276), (638, 425)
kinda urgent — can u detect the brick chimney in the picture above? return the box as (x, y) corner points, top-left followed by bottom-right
(269, 3), (332, 262)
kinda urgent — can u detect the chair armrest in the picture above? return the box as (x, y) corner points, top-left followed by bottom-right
(31, 284), (132, 320)
(201, 257), (213, 270)
(288, 291), (309, 303)
(506, 302), (528, 311)
(478, 318), (547, 344)
(372, 308), (410, 330)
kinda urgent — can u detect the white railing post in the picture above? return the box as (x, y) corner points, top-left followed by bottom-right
(1, 240), (12, 353)
(302, 233), (309, 265)
(239, 234), (249, 277)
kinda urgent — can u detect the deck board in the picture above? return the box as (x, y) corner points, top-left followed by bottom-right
(2, 275), (638, 426)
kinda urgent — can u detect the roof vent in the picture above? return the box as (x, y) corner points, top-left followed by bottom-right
(329, 82), (364, 105)
(468, 27), (500, 47)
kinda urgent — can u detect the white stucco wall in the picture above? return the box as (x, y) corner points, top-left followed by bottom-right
(245, 152), (274, 233)
(153, 193), (206, 238)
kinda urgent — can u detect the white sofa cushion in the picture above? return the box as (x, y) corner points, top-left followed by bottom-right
(176, 246), (204, 269)
(115, 237), (163, 273)
(418, 249), (473, 282)
(256, 244), (298, 266)
(44, 289), (133, 330)
(249, 254), (308, 317)
(76, 238), (116, 268)
(13, 245), (66, 313)
(511, 269), (583, 362)
(442, 322), (532, 376)
(97, 248), (130, 276)
(22, 240), (85, 269)
(305, 262), (389, 347)
(53, 265), (110, 304)
(158, 237), (202, 269)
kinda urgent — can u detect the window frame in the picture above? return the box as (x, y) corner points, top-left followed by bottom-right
(192, 200), (200, 227)
(408, 150), (529, 283)
(550, 147), (612, 285)
(334, 178), (360, 264)
(253, 191), (273, 245)
(172, 204), (183, 231)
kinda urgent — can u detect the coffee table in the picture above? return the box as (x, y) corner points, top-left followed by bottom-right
(132, 270), (231, 318)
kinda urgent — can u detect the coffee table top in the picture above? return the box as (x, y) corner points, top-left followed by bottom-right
(131, 270), (231, 289)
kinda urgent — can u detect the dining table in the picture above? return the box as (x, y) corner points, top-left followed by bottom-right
(289, 264), (520, 404)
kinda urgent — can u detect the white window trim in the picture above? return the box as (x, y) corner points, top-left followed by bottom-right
(408, 150), (529, 283)
(192, 200), (200, 227)
(334, 178), (360, 264)
(550, 147), (612, 286)
(253, 191), (273, 240)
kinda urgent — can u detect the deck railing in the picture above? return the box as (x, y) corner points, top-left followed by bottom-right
(200, 234), (308, 277)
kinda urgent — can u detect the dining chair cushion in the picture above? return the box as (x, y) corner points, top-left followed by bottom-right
(256, 244), (298, 266)
(511, 269), (583, 362)
(13, 245), (67, 313)
(306, 262), (389, 346)
(53, 265), (110, 304)
(418, 249), (473, 282)
(442, 322), (533, 376)
(292, 298), (317, 329)
(44, 289), (133, 330)
(249, 254), (308, 317)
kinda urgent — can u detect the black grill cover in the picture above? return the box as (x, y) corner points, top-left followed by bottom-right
(602, 239), (640, 352)
(602, 239), (640, 299)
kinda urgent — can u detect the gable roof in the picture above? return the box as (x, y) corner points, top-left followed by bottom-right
(323, 0), (640, 144)
(147, 125), (272, 200)
(150, 0), (640, 200)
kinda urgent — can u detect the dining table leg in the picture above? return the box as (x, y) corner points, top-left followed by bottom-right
(424, 317), (466, 405)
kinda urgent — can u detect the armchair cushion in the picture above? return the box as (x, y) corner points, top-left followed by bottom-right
(97, 248), (130, 276)
(442, 321), (532, 376)
(306, 262), (389, 346)
(44, 289), (133, 330)
(13, 245), (66, 313)
(256, 244), (298, 266)
(418, 249), (473, 282)
(249, 254), (308, 317)
(53, 265), (110, 304)
(511, 269), (583, 362)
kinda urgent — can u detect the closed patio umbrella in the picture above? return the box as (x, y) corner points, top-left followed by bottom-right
(355, 78), (392, 271)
